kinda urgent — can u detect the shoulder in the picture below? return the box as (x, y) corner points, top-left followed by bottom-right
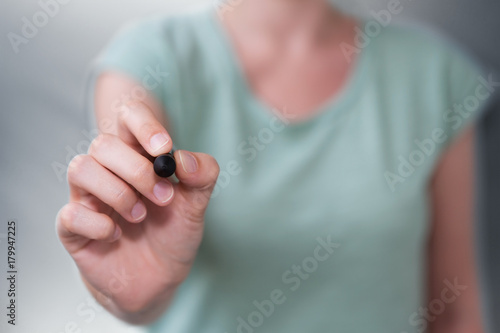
(102, 8), (210, 53)
(98, 6), (219, 82)
(363, 20), (488, 114)
(356, 21), (491, 183)
(92, 6), (216, 96)
(369, 21), (484, 93)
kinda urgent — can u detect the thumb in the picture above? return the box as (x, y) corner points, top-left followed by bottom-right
(173, 150), (220, 222)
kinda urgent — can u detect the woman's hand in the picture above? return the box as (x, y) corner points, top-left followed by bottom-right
(56, 100), (219, 324)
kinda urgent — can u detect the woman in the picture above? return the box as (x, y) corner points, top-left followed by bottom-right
(57, 0), (489, 332)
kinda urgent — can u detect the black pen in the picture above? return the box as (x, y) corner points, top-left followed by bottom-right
(154, 148), (176, 178)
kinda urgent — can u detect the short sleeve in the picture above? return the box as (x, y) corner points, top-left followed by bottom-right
(439, 46), (492, 148)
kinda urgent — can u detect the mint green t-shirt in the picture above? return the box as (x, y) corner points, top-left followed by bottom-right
(87, 6), (490, 333)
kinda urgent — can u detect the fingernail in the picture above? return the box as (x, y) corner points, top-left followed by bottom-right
(112, 226), (122, 241)
(179, 151), (198, 173)
(150, 133), (169, 152)
(154, 181), (174, 203)
(131, 201), (147, 221)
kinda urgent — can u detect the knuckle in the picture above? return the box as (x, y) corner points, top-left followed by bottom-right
(89, 133), (114, 156)
(110, 184), (134, 208)
(192, 191), (209, 209)
(126, 99), (144, 110)
(96, 220), (114, 240)
(131, 159), (152, 183)
(67, 154), (91, 183)
(57, 203), (78, 232)
(117, 100), (136, 120)
(182, 203), (206, 225)
(140, 122), (156, 137)
(119, 100), (143, 120)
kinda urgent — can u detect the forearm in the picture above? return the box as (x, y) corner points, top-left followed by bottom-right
(428, 126), (484, 333)
(428, 314), (483, 333)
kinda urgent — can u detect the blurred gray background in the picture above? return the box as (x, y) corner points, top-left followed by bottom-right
(0, 0), (498, 332)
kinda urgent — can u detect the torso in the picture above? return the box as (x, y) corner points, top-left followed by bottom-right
(136, 9), (482, 332)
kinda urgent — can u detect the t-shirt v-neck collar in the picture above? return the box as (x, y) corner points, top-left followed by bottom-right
(203, 8), (371, 128)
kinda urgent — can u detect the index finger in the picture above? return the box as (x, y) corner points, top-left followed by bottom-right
(117, 100), (173, 157)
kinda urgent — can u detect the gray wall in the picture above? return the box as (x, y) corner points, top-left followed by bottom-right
(1, 1), (498, 332)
